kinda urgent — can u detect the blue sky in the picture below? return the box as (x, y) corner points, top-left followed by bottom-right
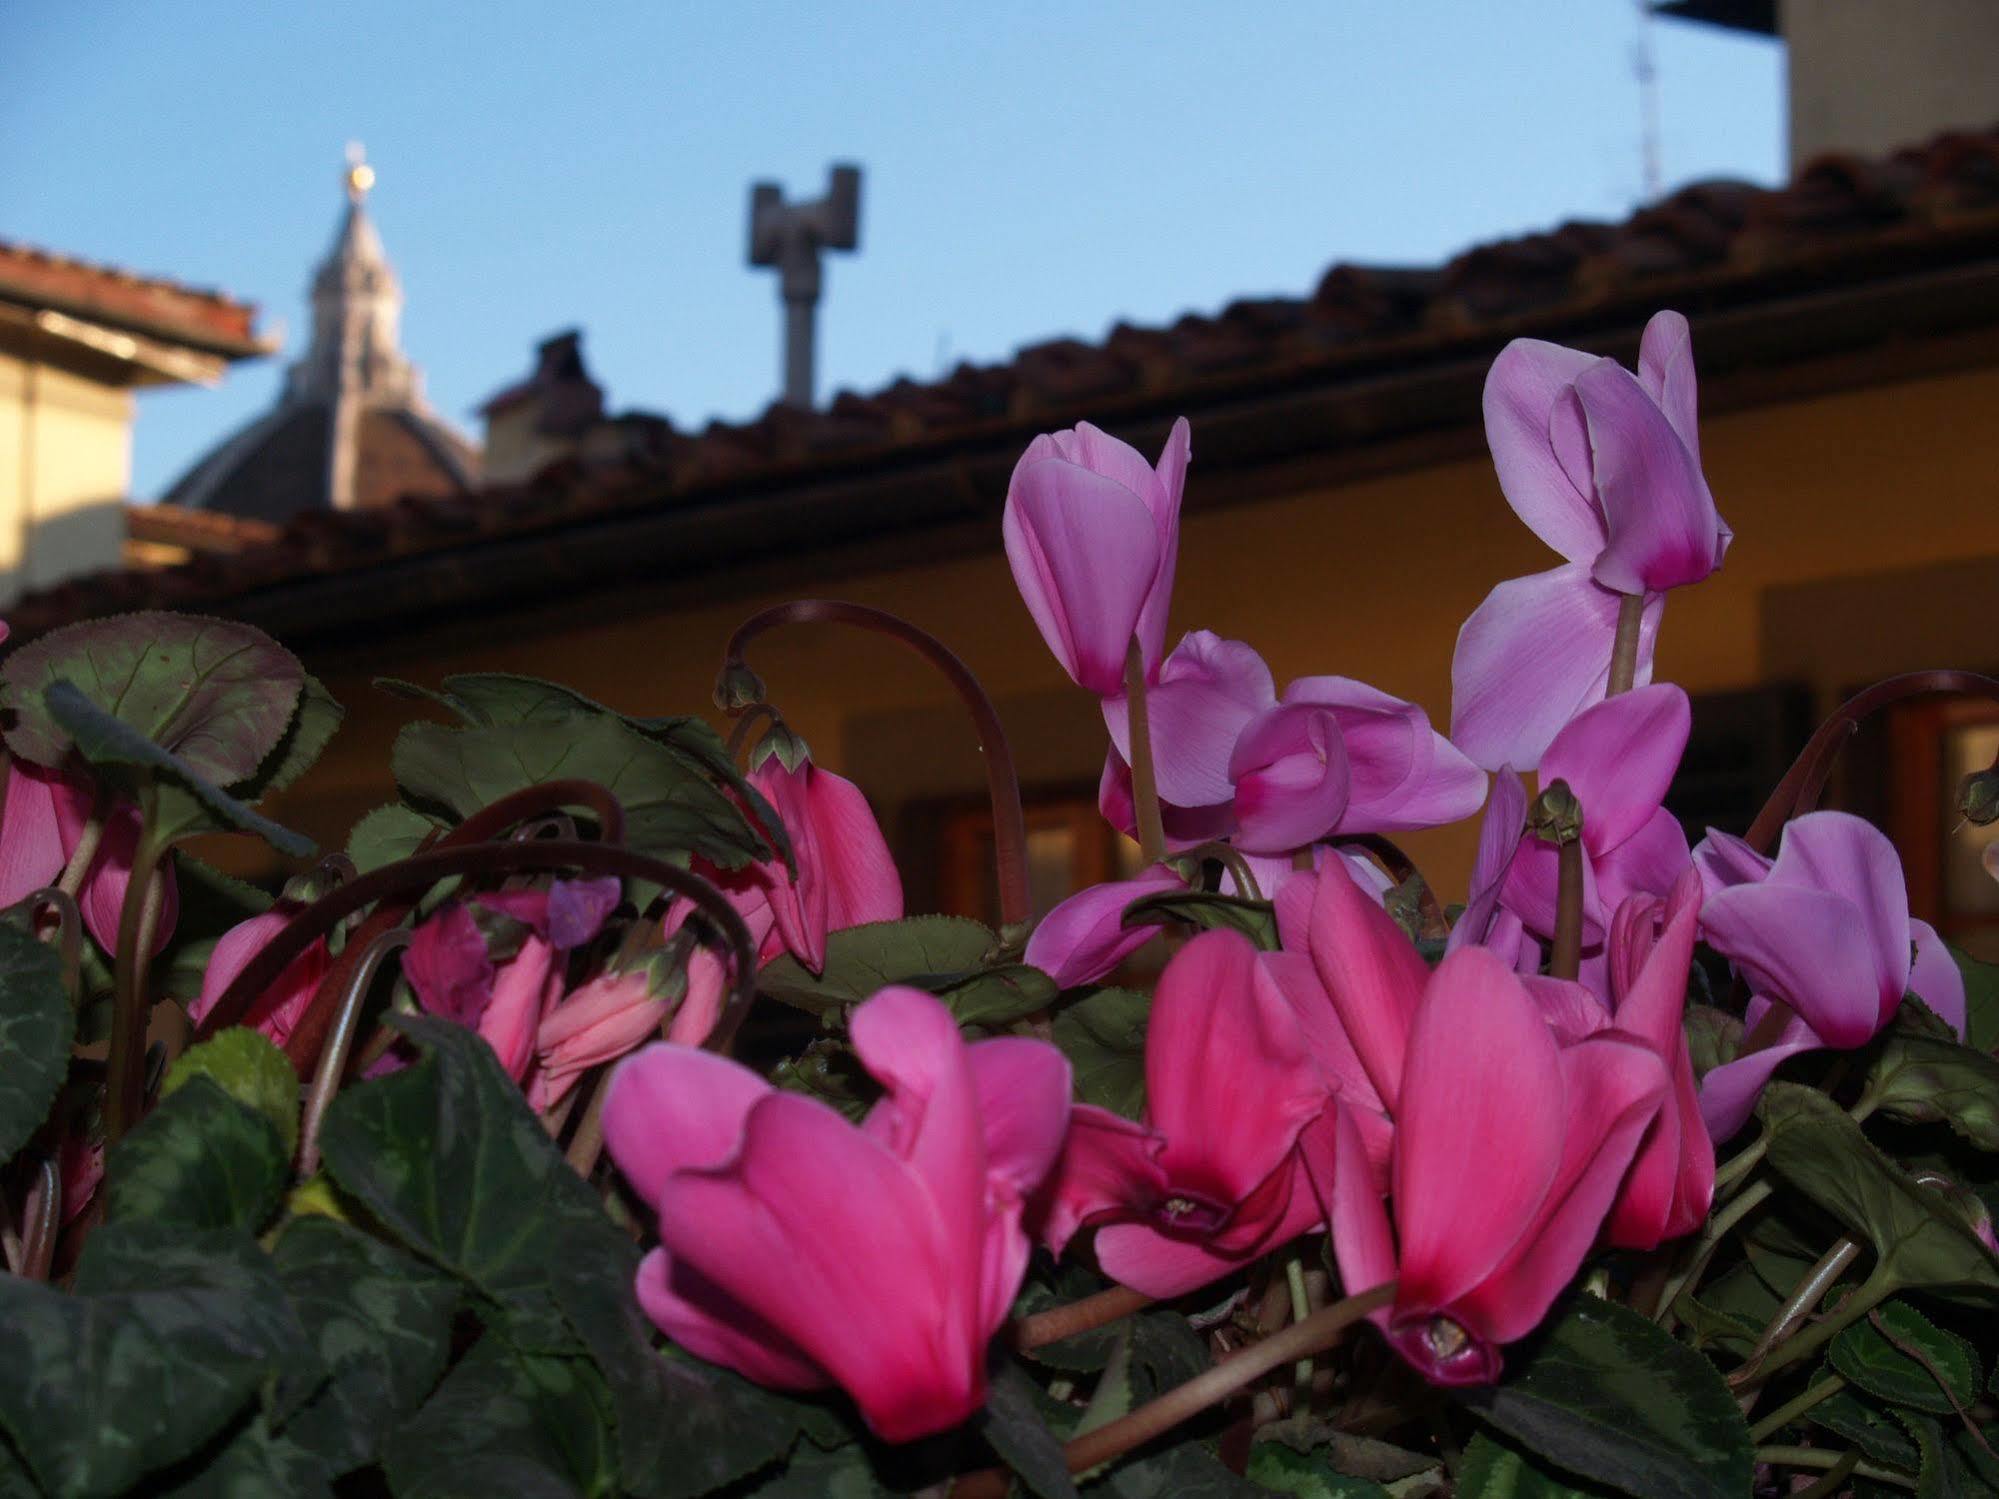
(1, 3), (1783, 500)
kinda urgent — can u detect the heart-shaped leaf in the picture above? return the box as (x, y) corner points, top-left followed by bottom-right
(1458, 1293), (1753, 1499)
(162, 1026), (301, 1157)
(757, 915), (999, 1017)
(1866, 999), (1999, 1151)
(982, 1360), (1080, 1499)
(3, 612), (302, 784)
(0, 1223), (302, 1497)
(1454, 1432), (1614, 1497)
(0, 920), (73, 1166)
(1950, 944), (1999, 1054)
(1830, 1299), (1983, 1415)
(1052, 986), (1149, 1119)
(105, 1075), (288, 1232)
(44, 682), (314, 856)
(1758, 1083), (1999, 1302)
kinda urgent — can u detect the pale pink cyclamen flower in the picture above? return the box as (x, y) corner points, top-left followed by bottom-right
(602, 986), (1071, 1442)
(1004, 419), (1191, 695)
(1693, 812), (1965, 1141)
(1098, 632), (1484, 856)
(694, 755), (901, 976)
(186, 901), (332, 1049)
(1033, 929), (1342, 1298)
(1451, 311), (1730, 771)
(1329, 946), (1667, 1386)
(532, 928), (732, 1111)
(0, 760), (179, 956)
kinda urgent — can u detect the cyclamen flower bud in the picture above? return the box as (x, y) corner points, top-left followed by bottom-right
(1527, 780), (1584, 846)
(1960, 767), (1999, 827)
(712, 663), (767, 713)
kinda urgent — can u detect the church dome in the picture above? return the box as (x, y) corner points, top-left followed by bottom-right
(160, 149), (477, 521)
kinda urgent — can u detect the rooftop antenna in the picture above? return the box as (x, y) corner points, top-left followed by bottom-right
(1635, 0), (1664, 203)
(747, 164), (862, 409)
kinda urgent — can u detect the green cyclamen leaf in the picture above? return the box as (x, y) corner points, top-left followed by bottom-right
(1949, 943), (1999, 1054)
(0, 1223), (302, 1497)
(1121, 888), (1277, 948)
(1757, 1082), (1999, 1302)
(1051, 986), (1148, 1119)
(268, 1214), (460, 1475)
(0, 920), (74, 1167)
(2, 611), (303, 783)
(162, 1025), (301, 1157)
(105, 1075), (288, 1233)
(1454, 1432), (1615, 1498)
(1830, 1299), (1984, 1415)
(391, 711), (766, 869)
(756, 915), (999, 1018)
(1458, 1293), (1754, 1499)
(1866, 999), (1999, 1152)
(44, 682), (314, 857)
(381, 1338), (607, 1499)
(1806, 1385), (1920, 1471)
(981, 1360), (1080, 1499)
(1246, 1439), (1395, 1497)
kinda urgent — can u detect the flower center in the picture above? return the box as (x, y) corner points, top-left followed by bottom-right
(1152, 1188), (1231, 1235)
(1424, 1316), (1470, 1360)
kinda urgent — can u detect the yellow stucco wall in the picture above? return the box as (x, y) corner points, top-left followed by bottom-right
(0, 350), (133, 603)
(272, 360), (1999, 906)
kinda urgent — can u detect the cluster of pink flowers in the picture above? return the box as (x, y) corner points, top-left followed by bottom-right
(184, 309), (1971, 1445)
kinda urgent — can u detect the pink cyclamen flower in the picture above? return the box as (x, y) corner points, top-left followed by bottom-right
(1451, 311), (1729, 771)
(1099, 632), (1483, 855)
(603, 986), (1071, 1443)
(0, 760), (178, 956)
(1499, 684), (1693, 948)
(1694, 812), (1965, 1142)
(1329, 946), (1667, 1386)
(1024, 863), (1186, 989)
(1004, 419), (1191, 695)
(1598, 870), (1716, 1250)
(1034, 929), (1337, 1298)
(702, 756), (901, 975)
(186, 903), (332, 1049)
(535, 968), (668, 1110)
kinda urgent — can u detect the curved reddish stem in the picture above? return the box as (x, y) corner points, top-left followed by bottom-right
(1745, 671), (1999, 853)
(720, 600), (1030, 930)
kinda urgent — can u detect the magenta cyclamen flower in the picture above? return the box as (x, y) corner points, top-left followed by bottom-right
(602, 987), (1071, 1442)
(700, 755), (902, 975)
(1694, 812), (1966, 1141)
(187, 903), (332, 1050)
(1034, 929), (1337, 1298)
(1003, 419), (1191, 695)
(1451, 312), (1729, 771)
(1099, 632), (1484, 855)
(0, 760), (179, 956)
(1329, 947), (1667, 1386)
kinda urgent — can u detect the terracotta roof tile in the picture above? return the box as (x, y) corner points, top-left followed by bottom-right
(0, 239), (268, 357)
(13, 121), (1999, 637)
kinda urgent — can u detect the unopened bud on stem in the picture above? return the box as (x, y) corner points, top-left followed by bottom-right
(747, 721), (812, 774)
(713, 663), (768, 713)
(1959, 767), (1999, 827)
(1527, 780), (1584, 846)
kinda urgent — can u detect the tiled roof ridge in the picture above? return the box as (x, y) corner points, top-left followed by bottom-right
(12, 120), (1999, 633)
(0, 236), (267, 354)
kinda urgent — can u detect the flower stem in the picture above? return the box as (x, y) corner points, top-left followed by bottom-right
(1747, 1270), (1895, 1386)
(1059, 1282), (1392, 1476)
(565, 1071), (611, 1179)
(54, 803), (105, 898)
(1756, 1446), (1912, 1490)
(1549, 839), (1584, 980)
(1009, 1285), (1151, 1351)
(1284, 1251), (1315, 1397)
(1606, 593), (1646, 696)
(719, 600), (1030, 929)
(1123, 637), (1167, 867)
(297, 928), (411, 1177)
(1732, 1238), (1861, 1395)
(104, 832), (170, 1144)
(1748, 1374), (1847, 1443)
(1656, 1180), (1773, 1324)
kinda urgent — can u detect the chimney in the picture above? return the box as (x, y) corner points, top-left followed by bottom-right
(478, 329), (606, 485)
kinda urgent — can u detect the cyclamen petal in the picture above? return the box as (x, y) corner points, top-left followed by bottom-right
(1103, 632), (1275, 808)
(604, 989), (1068, 1443)
(1228, 702), (1352, 853)
(1580, 360), (1728, 595)
(1024, 865), (1184, 989)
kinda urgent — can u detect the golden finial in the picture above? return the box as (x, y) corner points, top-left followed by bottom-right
(344, 142), (375, 204)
